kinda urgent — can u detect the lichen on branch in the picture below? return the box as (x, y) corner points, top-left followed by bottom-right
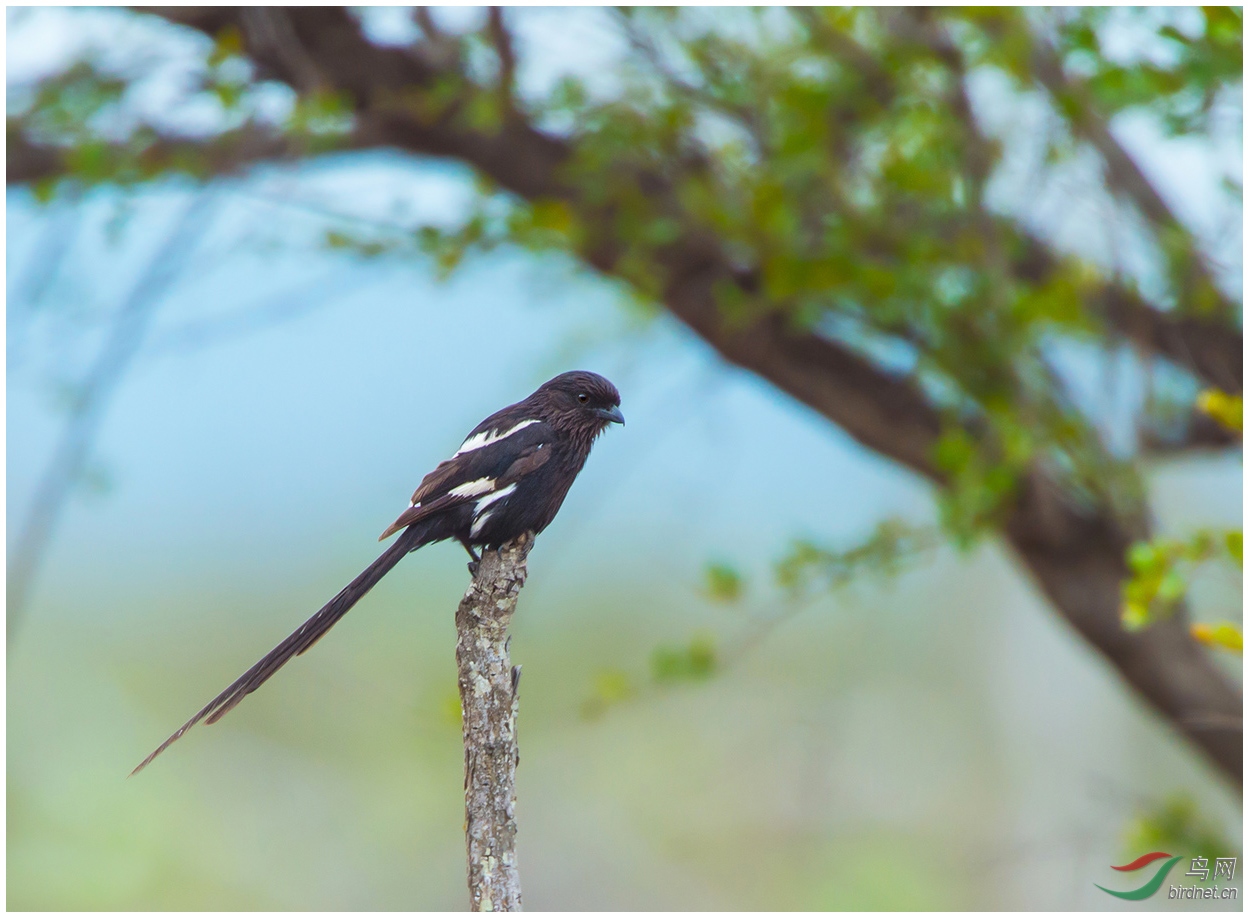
(455, 533), (532, 912)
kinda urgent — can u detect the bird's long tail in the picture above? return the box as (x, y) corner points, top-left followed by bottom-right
(131, 523), (430, 775)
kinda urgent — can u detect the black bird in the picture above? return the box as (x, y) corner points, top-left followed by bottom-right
(133, 370), (623, 774)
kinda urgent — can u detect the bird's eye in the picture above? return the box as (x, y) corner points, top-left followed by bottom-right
(577, 393), (589, 403)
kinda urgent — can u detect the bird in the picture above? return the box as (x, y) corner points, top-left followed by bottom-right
(132, 370), (623, 774)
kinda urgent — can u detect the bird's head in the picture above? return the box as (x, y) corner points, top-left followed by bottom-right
(533, 370), (624, 436)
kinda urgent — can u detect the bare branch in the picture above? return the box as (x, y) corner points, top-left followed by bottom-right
(1099, 287), (1243, 394)
(239, 7), (326, 93)
(1028, 37), (1236, 318)
(456, 534), (531, 912)
(618, 11), (763, 138)
(147, 269), (369, 356)
(130, 6), (571, 199)
(485, 7), (517, 110)
(7, 121), (363, 187)
(1140, 412), (1240, 455)
(8, 190), (219, 637)
(1011, 230), (1243, 393)
(794, 8), (894, 108)
(8, 191), (83, 370)
(413, 6), (446, 44)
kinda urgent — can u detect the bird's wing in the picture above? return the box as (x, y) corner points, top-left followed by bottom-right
(379, 419), (554, 540)
(376, 490), (477, 540)
(499, 441), (553, 481)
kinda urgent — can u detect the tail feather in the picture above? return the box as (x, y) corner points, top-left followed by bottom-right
(131, 524), (428, 775)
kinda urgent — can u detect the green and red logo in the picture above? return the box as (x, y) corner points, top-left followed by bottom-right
(1096, 851), (1182, 900)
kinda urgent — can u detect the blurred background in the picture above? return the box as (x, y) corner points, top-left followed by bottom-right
(7, 6), (1242, 910)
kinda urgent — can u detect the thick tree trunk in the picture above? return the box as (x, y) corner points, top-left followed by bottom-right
(455, 534), (532, 912)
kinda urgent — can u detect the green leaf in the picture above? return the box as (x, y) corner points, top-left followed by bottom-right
(207, 24), (244, 68)
(704, 563), (744, 603)
(1125, 794), (1237, 868)
(775, 520), (940, 596)
(1225, 531), (1242, 566)
(32, 177), (59, 204)
(1121, 600), (1150, 632)
(1156, 570), (1186, 603)
(651, 635), (717, 683)
(1190, 621), (1243, 654)
(1197, 389), (1242, 433)
(1127, 541), (1158, 574)
(579, 668), (636, 719)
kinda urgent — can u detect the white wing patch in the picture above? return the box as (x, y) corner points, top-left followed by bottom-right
(455, 419), (540, 456)
(449, 478), (496, 498)
(467, 484), (517, 539)
(474, 483), (516, 512)
(467, 484), (519, 542)
(470, 511), (494, 538)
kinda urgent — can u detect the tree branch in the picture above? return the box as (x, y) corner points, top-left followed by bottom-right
(789, 11), (1242, 398)
(456, 534), (531, 912)
(795, 8), (895, 109)
(1028, 41), (1187, 243)
(22, 9), (1236, 398)
(238, 7), (327, 94)
(1010, 229), (1243, 393)
(1028, 35), (1236, 320)
(1140, 412), (1240, 455)
(413, 6), (449, 47)
(1099, 285), (1243, 394)
(485, 7), (517, 112)
(6, 120), (361, 186)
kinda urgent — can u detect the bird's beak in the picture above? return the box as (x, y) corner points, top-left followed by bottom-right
(596, 406), (625, 425)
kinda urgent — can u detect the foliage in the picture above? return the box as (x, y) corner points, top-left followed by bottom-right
(587, 517), (939, 720)
(1197, 388), (1243, 434)
(775, 519), (941, 598)
(579, 635), (717, 720)
(703, 562), (744, 603)
(579, 668), (635, 720)
(1121, 389), (1242, 652)
(1190, 621), (1243, 654)
(1124, 794), (1238, 875)
(650, 633), (718, 683)
(1056, 7), (1242, 137)
(1121, 530), (1241, 631)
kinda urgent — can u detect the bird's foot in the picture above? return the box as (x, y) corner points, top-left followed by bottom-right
(460, 539), (482, 576)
